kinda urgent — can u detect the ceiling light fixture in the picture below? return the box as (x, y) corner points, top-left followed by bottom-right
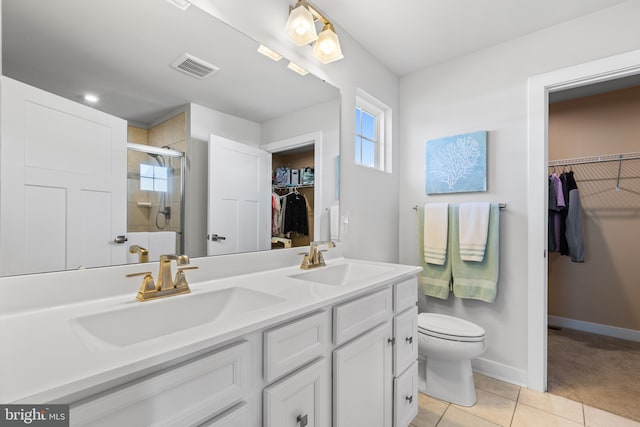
(166, 0), (191, 10)
(257, 44), (283, 61)
(83, 93), (99, 104)
(287, 61), (309, 76)
(284, 0), (344, 64)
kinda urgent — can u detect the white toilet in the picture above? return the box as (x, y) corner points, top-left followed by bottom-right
(417, 313), (487, 406)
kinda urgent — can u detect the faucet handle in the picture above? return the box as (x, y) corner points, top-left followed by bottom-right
(126, 271), (157, 299)
(174, 266), (198, 290)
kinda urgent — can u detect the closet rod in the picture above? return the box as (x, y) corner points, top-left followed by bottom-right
(547, 151), (640, 167)
(412, 203), (506, 211)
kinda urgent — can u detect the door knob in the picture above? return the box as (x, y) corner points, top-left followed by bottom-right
(209, 234), (227, 241)
(113, 235), (128, 244)
(297, 414), (308, 427)
(405, 336), (413, 344)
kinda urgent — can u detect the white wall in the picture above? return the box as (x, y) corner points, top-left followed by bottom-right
(189, 0), (400, 263)
(399, 1), (640, 385)
(261, 98), (341, 241)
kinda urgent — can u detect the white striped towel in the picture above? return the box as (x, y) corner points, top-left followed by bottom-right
(458, 202), (490, 261)
(424, 203), (449, 265)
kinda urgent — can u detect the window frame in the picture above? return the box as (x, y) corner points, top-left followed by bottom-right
(355, 90), (392, 173)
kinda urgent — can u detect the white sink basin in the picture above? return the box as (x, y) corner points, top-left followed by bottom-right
(72, 287), (285, 347)
(290, 262), (394, 286)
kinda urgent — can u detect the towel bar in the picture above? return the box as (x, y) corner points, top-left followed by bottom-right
(412, 203), (506, 211)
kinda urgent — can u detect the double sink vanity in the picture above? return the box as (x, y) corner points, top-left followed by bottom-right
(0, 245), (421, 426)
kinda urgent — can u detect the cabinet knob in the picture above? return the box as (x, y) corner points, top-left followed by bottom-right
(297, 414), (308, 427)
(405, 336), (413, 344)
(405, 395), (414, 404)
(387, 337), (395, 345)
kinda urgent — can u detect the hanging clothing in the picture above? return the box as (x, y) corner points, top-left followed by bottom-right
(271, 192), (282, 236)
(548, 173), (566, 252)
(561, 171), (585, 262)
(283, 192), (309, 235)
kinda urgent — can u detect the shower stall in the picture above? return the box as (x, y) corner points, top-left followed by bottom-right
(126, 143), (185, 257)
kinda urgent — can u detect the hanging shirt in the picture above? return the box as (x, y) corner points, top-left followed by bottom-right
(283, 193), (309, 235)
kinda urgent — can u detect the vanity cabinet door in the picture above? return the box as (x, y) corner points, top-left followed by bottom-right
(70, 341), (248, 427)
(393, 361), (419, 427)
(333, 322), (393, 427)
(393, 307), (418, 376)
(199, 402), (249, 427)
(263, 358), (328, 427)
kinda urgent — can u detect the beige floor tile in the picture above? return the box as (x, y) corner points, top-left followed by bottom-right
(453, 389), (516, 427)
(474, 373), (521, 401)
(518, 388), (584, 424)
(437, 406), (501, 427)
(411, 392), (448, 427)
(584, 405), (640, 427)
(512, 403), (583, 427)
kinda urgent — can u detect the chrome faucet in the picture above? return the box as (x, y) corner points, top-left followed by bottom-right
(127, 254), (198, 301)
(300, 241), (336, 270)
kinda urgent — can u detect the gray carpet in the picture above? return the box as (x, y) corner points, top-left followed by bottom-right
(547, 327), (640, 422)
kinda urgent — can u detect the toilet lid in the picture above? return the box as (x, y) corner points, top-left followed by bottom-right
(418, 313), (485, 341)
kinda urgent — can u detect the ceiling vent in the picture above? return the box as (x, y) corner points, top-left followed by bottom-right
(171, 53), (219, 79)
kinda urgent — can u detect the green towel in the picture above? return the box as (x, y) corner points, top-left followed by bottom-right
(451, 203), (500, 303)
(417, 205), (452, 300)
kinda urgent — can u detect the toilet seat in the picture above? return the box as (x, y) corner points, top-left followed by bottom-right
(418, 313), (485, 342)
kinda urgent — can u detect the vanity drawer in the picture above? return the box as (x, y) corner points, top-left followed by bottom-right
(333, 287), (393, 346)
(264, 311), (329, 382)
(394, 361), (419, 427)
(71, 341), (249, 427)
(263, 358), (328, 427)
(394, 306), (418, 376)
(394, 276), (418, 314)
(199, 402), (249, 427)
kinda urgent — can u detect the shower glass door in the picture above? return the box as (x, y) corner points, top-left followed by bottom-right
(127, 143), (185, 257)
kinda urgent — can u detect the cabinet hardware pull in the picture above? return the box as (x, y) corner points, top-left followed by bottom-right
(113, 235), (128, 244)
(209, 234), (227, 241)
(297, 414), (308, 427)
(406, 395), (413, 404)
(387, 337), (395, 345)
(405, 336), (413, 344)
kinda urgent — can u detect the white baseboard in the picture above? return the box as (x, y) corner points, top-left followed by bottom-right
(471, 357), (527, 388)
(548, 316), (640, 342)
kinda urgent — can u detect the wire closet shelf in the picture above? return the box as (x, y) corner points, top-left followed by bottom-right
(548, 152), (640, 192)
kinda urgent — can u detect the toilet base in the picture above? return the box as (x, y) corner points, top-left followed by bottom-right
(425, 358), (477, 406)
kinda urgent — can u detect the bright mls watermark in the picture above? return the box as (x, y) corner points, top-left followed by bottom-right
(0, 405), (68, 426)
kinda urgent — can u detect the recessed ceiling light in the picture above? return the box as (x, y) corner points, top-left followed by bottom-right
(84, 94), (99, 104)
(287, 61), (308, 76)
(257, 45), (283, 62)
(166, 0), (191, 10)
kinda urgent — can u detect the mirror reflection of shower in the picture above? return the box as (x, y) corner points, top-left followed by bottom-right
(147, 150), (172, 229)
(127, 142), (185, 255)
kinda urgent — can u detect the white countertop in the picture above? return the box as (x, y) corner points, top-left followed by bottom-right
(0, 257), (420, 404)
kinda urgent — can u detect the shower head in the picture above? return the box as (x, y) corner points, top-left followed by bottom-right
(147, 152), (164, 167)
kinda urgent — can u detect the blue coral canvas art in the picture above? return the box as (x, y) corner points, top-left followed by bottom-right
(425, 131), (487, 194)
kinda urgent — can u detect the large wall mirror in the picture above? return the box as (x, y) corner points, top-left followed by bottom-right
(1, 0), (341, 277)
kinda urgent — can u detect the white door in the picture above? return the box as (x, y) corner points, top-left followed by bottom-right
(207, 134), (271, 256)
(333, 322), (393, 427)
(0, 77), (127, 275)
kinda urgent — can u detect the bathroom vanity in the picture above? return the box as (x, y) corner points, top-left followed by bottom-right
(0, 246), (421, 426)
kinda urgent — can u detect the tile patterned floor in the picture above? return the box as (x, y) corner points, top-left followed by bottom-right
(411, 373), (640, 427)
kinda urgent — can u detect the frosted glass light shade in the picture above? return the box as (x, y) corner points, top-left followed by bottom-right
(312, 25), (343, 64)
(284, 4), (318, 46)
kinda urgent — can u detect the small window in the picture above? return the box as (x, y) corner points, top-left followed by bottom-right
(355, 90), (391, 172)
(140, 164), (168, 192)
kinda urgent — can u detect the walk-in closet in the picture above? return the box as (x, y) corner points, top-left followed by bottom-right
(271, 146), (315, 249)
(547, 81), (640, 422)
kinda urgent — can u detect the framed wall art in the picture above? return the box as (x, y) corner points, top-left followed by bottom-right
(425, 130), (487, 194)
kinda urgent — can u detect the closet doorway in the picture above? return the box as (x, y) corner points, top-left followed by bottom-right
(262, 132), (324, 249)
(526, 49), (640, 394)
(546, 80), (640, 422)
